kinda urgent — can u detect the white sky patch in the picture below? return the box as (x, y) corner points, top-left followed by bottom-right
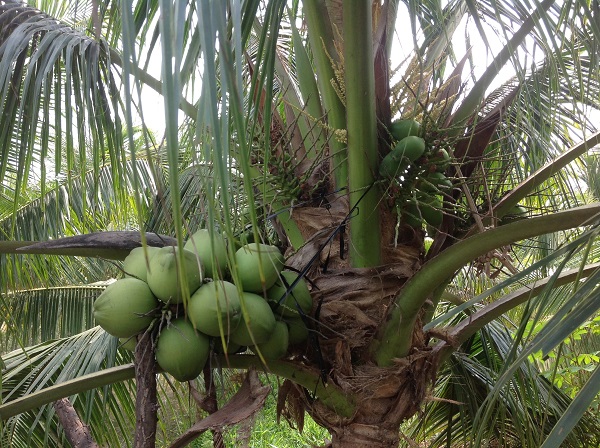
(135, 3), (595, 140)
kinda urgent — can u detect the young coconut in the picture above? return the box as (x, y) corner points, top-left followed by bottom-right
(419, 171), (453, 193)
(250, 321), (289, 360)
(184, 228), (228, 278)
(118, 337), (137, 352)
(416, 193), (444, 228)
(147, 246), (204, 304)
(93, 278), (158, 338)
(267, 271), (313, 319)
(230, 292), (277, 346)
(155, 318), (210, 382)
(402, 202), (425, 228)
(379, 136), (426, 179)
(389, 118), (421, 141)
(234, 243), (284, 293)
(212, 338), (244, 354)
(122, 246), (160, 282)
(283, 316), (310, 345)
(187, 280), (242, 337)
(500, 205), (528, 224)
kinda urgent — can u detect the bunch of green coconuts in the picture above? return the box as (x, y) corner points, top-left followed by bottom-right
(380, 118), (453, 228)
(93, 230), (312, 381)
(381, 119), (527, 229)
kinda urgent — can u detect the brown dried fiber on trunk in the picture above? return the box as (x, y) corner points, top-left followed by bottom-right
(279, 201), (437, 447)
(300, 349), (436, 448)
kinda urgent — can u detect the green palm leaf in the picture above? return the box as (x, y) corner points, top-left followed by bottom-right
(1, 327), (135, 448)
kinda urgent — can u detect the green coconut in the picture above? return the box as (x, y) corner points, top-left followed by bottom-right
(402, 202), (424, 228)
(212, 339), (243, 354)
(419, 172), (453, 193)
(230, 292), (277, 346)
(392, 136), (426, 163)
(155, 318), (210, 382)
(251, 321), (289, 360)
(187, 280), (241, 337)
(380, 136), (426, 179)
(118, 337), (137, 352)
(147, 246), (204, 304)
(417, 194), (444, 227)
(284, 317), (309, 345)
(93, 278), (158, 338)
(500, 205), (528, 224)
(429, 148), (451, 171)
(235, 243), (284, 293)
(122, 246), (160, 282)
(379, 150), (410, 179)
(184, 229), (228, 278)
(389, 119), (421, 141)
(267, 271), (313, 318)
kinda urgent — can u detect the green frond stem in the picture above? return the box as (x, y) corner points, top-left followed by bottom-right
(343, 0), (381, 268)
(289, 15), (327, 161)
(275, 209), (305, 249)
(372, 203), (600, 367)
(381, 0), (401, 61)
(0, 355), (356, 421)
(0, 364), (135, 420)
(450, 0), (553, 128)
(422, 280), (452, 324)
(216, 354), (356, 418)
(304, 0), (347, 190)
(434, 262), (600, 364)
(491, 131), (600, 220)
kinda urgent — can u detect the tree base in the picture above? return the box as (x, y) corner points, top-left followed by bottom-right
(330, 423), (399, 448)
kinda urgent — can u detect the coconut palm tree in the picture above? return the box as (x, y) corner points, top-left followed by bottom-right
(1, 0), (600, 447)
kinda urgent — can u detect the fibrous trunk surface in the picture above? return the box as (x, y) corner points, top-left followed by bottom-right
(280, 200), (437, 447)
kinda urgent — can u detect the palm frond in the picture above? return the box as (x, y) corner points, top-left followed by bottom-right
(0, 0), (124, 233)
(0, 283), (105, 351)
(0, 156), (158, 291)
(1, 327), (135, 448)
(407, 319), (600, 447)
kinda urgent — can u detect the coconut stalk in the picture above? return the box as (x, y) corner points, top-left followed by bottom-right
(343, 0), (381, 268)
(133, 331), (158, 448)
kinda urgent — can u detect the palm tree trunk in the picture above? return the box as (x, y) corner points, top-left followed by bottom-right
(329, 424), (399, 447)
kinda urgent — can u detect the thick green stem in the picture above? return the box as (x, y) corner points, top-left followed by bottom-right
(0, 355), (356, 421)
(492, 132), (600, 218)
(435, 262), (600, 363)
(372, 203), (600, 366)
(303, 0), (347, 190)
(343, 1), (381, 267)
(0, 365), (136, 420)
